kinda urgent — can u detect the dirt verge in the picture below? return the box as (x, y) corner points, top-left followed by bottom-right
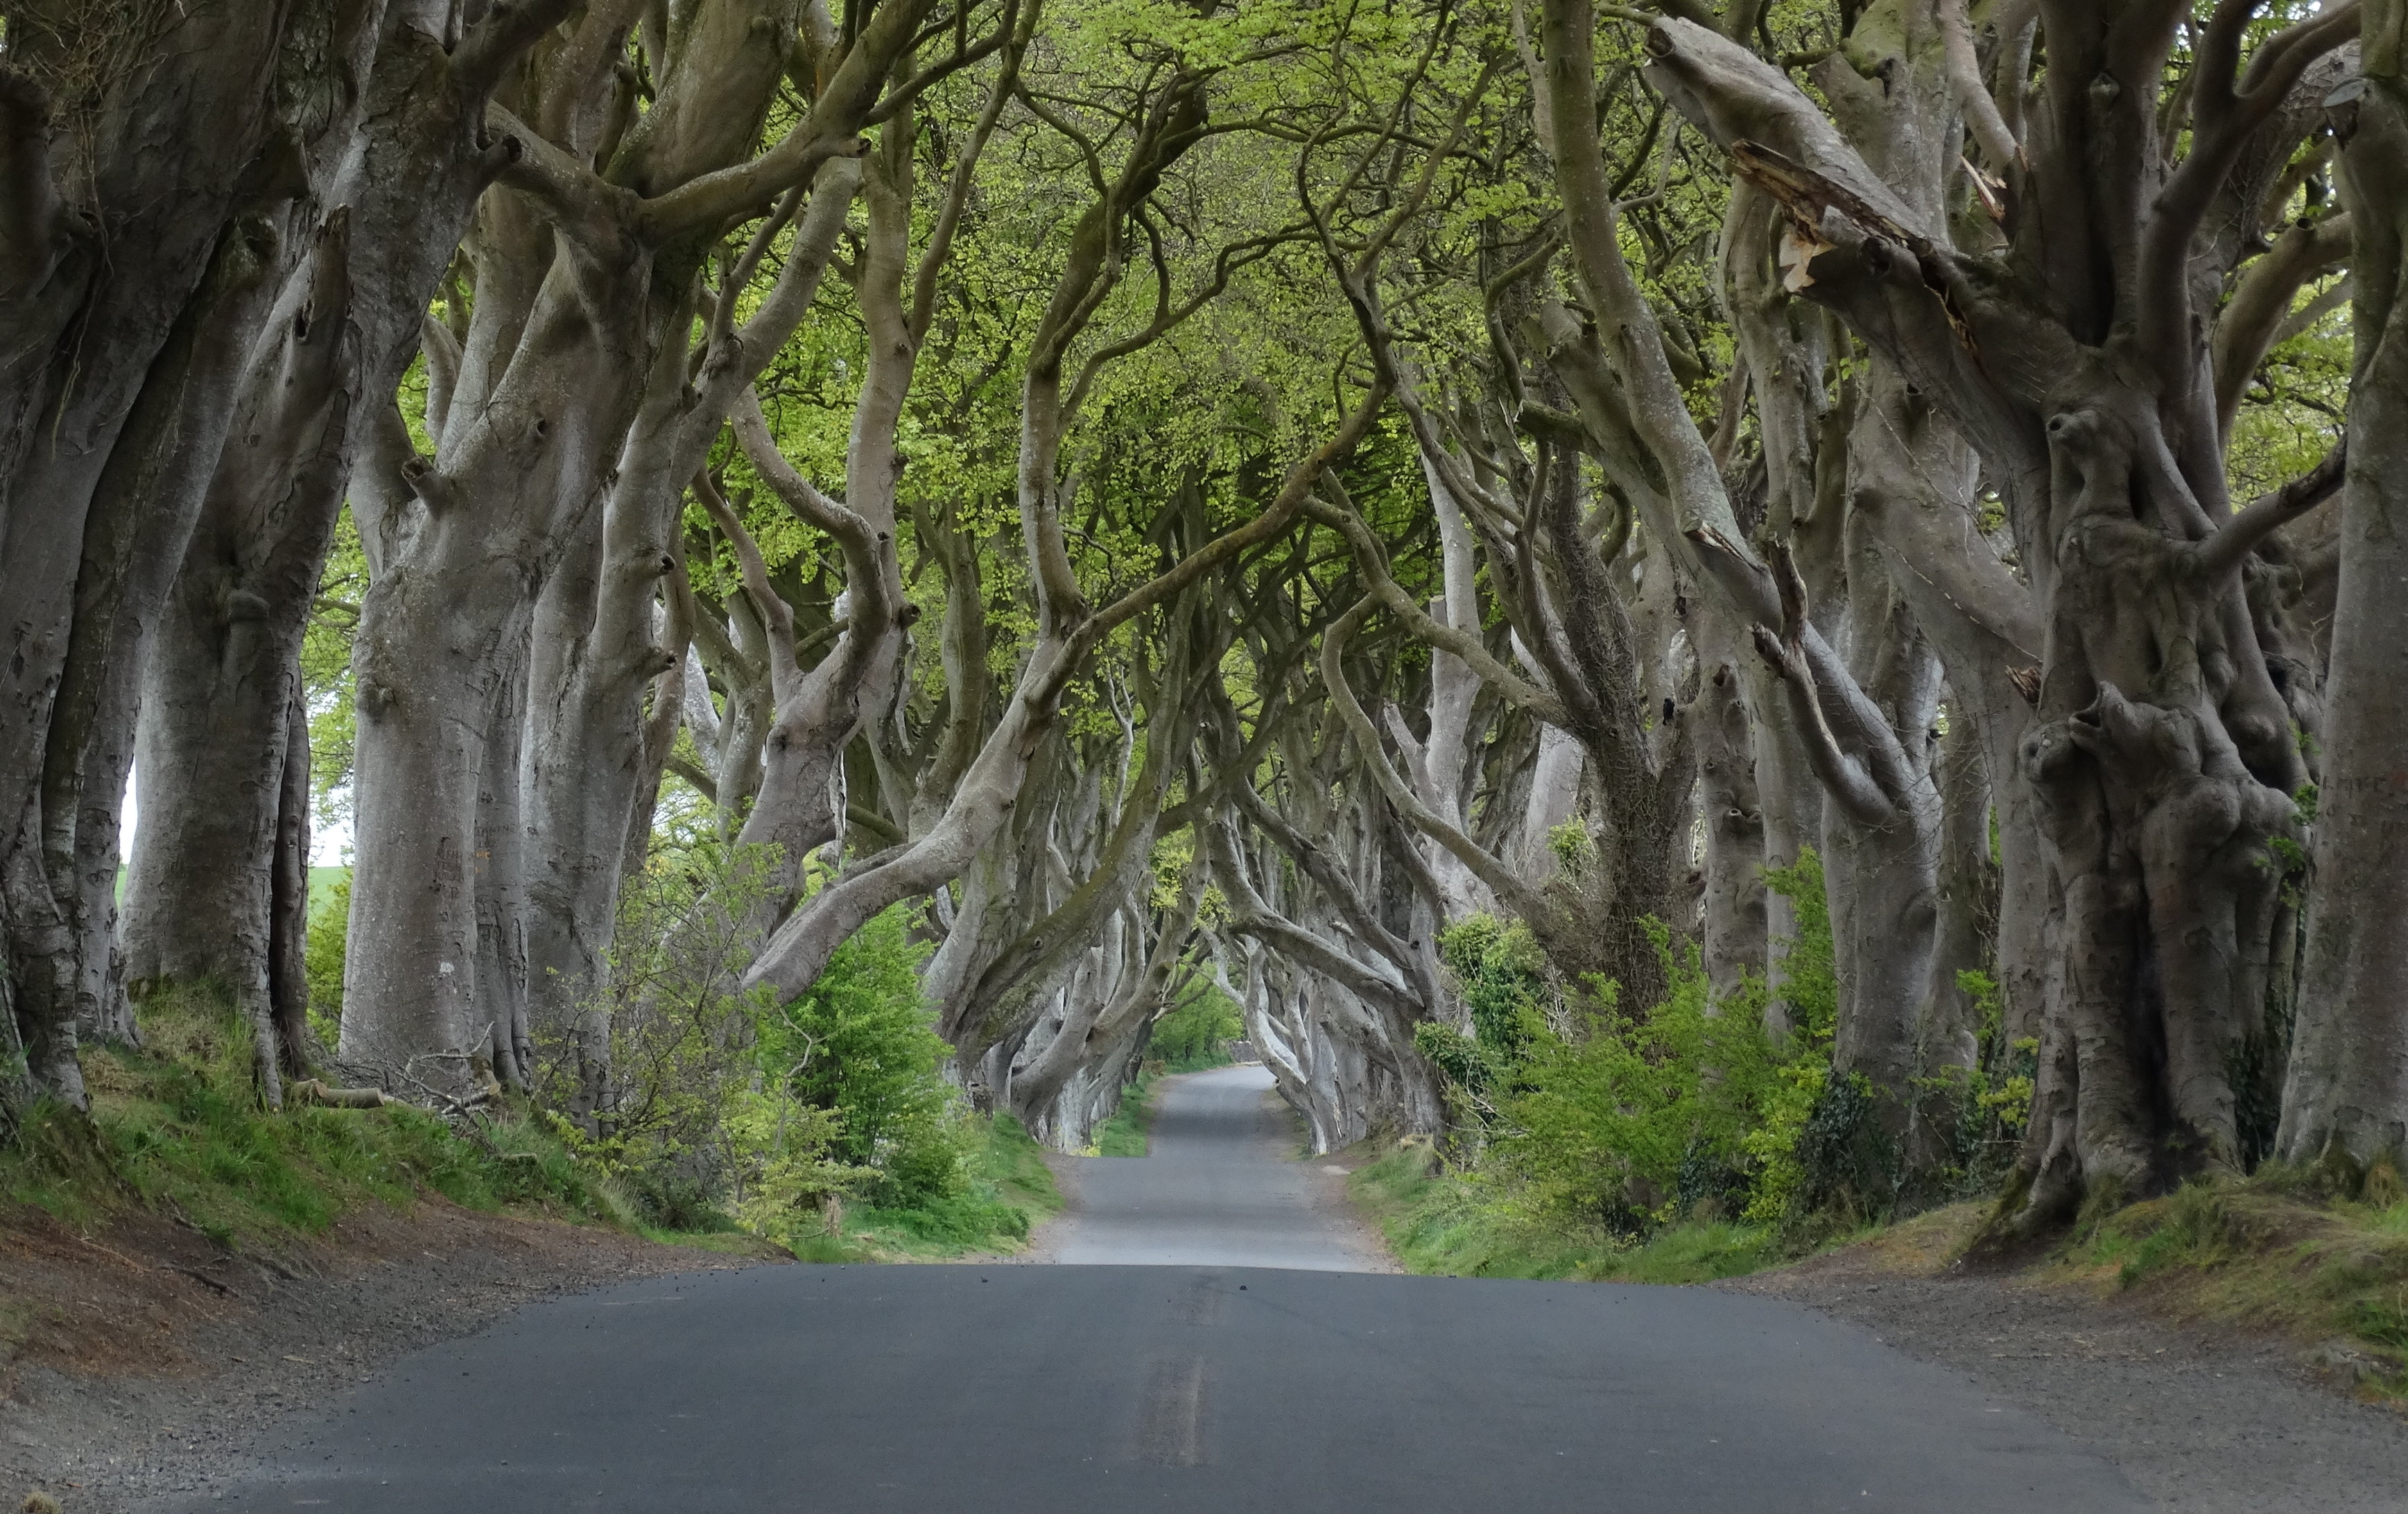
(1295, 1115), (1404, 1275)
(1724, 1214), (2408, 1513)
(0, 1200), (782, 1513)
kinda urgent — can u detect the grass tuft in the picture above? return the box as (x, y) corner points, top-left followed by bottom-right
(786, 1115), (1063, 1262)
(1349, 1140), (1786, 1284)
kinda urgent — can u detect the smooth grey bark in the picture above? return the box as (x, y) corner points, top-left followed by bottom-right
(1926, 709), (1995, 1078)
(1695, 660), (1767, 1001)
(2280, 32), (2408, 1176)
(1514, 721), (1586, 884)
(25, 203), (307, 1107)
(0, 2), (343, 1121)
(119, 3), (576, 1101)
(117, 217), (360, 1096)
(1204, 696), (1448, 1139)
(268, 684), (315, 1077)
(1328, 205), (1697, 1010)
(1638, 4), (2355, 1223)
(925, 735), (1067, 1064)
(519, 144), (863, 1066)
(1014, 868), (1208, 1145)
(340, 0), (926, 1090)
(969, 572), (1223, 1078)
(1392, 456), (1500, 922)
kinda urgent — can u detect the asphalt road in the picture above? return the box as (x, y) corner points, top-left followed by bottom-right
(1048, 1064), (1378, 1268)
(173, 1067), (2151, 1514)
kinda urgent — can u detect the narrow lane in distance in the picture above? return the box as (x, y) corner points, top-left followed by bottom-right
(1042, 1063), (1383, 1270)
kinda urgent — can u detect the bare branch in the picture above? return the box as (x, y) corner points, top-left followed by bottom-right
(1319, 599), (1553, 920)
(2213, 214), (2353, 439)
(1941, 0), (2021, 172)
(2193, 440), (2348, 582)
(1302, 494), (1570, 726)
(454, 0), (589, 96)
(691, 468), (798, 686)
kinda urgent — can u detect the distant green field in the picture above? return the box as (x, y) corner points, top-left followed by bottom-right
(310, 865), (350, 917)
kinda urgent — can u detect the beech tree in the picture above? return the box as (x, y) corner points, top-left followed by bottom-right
(2281, 0), (2408, 1179)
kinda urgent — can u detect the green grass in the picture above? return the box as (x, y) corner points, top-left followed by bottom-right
(3, 983), (639, 1250)
(785, 1114), (1063, 1262)
(1159, 1047), (1234, 1074)
(1090, 1074), (1158, 1157)
(2, 984), (1056, 1271)
(1349, 1140), (1785, 1284)
(2050, 1166), (2408, 1393)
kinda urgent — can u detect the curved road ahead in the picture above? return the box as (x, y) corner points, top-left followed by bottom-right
(175, 1065), (2148, 1513)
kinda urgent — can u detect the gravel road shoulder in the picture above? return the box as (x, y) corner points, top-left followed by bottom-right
(1724, 1219), (2408, 1513)
(1, 1198), (781, 1513)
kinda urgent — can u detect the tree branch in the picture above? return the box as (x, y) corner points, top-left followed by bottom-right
(1062, 383), (1386, 676)
(453, 0), (590, 96)
(635, 0), (936, 240)
(1319, 599), (1553, 920)
(1303, 494), (1570, 726)
(2193, 440), (2348, 582)
(691, 467), (798, 690)
(2213, 213), (2353, 439)
(2138, 2), (2362, 384)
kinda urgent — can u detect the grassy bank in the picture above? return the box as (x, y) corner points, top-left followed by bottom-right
(1358, 1141), (1791, 1280)
(1, 988), (1055, 1265)
(1, 988), (652, 1250)
(1091, 1074), (1158, 1157)
(2042, 1168), (2408, 1393)
(1349, 1140), (1787, 1284)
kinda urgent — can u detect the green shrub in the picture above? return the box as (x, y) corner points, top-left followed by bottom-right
(532, 840), (791, 1228)
(1494, 924), (1783, 1230)
(1739, 850), (1842, 1227)
(756, 904), (964, 1206)
(824, 1113), (1062, 1257)
(1092, 1074), (1157, 1155)
(1910, 969), (2038, 1205)
(303, 870), (350, 1050)
(1435, 912), (1550, 1065)
(1414, 850), (1845, 1244)
(1349, 1139), (1781, 1283)
(531, 840), (1048, 1257)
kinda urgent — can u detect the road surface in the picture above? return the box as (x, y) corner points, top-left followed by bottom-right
(1046, 1064), (1380, 1268)
(170, 1065), (2149, 1513)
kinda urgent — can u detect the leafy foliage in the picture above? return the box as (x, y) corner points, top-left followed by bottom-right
(1348, 1139), (1782, 1284)
(1150, 987), (1243, 1072)
(526, 841), (1030, 1250)
(755, 904), (966, 1207)
(1415, 852), (1844, 1246)
(303, 870), (350, 1051)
